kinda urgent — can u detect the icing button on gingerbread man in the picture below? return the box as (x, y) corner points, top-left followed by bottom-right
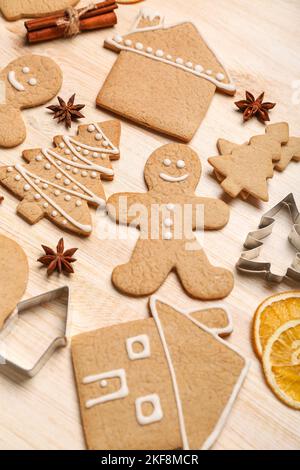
(107, 143), (234, 300)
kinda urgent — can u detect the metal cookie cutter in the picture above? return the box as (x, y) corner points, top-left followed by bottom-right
(236, 193), (300, 283)
(0, 286), (70, 378)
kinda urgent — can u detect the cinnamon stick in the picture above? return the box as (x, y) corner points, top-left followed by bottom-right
(27, 11), (117, 44)
(25, 0), (117, 32)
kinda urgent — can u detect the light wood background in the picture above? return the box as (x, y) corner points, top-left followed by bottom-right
(0, 0), (299, 451)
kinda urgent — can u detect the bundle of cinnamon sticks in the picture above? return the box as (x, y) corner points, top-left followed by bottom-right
(25, 1), (118, 44)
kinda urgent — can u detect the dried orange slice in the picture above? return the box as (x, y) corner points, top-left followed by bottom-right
(263, 319), (300, 409)
(253, 291), (300, 358)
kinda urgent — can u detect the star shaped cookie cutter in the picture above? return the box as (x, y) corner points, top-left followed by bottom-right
(236, 193), (300, 283)
(0, 286), (70, 378)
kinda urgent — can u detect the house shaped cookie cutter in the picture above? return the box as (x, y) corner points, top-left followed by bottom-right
(0, 286), (70, 377)
(236, 193), (300, 282)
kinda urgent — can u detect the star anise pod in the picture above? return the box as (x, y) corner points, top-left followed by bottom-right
(37, 238), (78, 276)
(47, 94), (85, 128)
(235, 91), (276, 123)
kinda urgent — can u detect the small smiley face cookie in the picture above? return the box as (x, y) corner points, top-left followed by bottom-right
(0, 234), (28, 329)
(107, 143), (233, 300)
(0, 0), (79, 21)
(0, 55), (62, 148)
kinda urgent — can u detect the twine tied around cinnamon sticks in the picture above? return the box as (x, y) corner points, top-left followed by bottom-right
(57, 3), (96, 37)
(25, 1), (118, 44)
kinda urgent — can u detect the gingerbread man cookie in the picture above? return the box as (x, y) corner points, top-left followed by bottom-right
(98, 8), (236, 142)
(0, 120), (121, 236)
(107, 143), (233, 300)
(72, 297), (248, 450)
(0, 234), (28, 329)
(0, 0), (79, 21)
(0, 55), (62, 148)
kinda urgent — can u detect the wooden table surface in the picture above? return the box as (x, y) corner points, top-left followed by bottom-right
(0, 0), (299, 451)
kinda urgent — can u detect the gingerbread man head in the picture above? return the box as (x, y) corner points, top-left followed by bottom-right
(0, 55), (62, 147)
(144, 143), (201, 193)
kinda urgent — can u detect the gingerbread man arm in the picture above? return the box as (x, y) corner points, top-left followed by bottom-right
(107, 192), (150, 226)
(191, 196), (230, 230)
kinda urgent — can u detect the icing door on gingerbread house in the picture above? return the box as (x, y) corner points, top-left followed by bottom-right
(72, 299), (248, 450)
(98, 8), (236, 142)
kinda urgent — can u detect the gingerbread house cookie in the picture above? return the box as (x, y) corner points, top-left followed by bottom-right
(97, 8), (236, 142)
(72, 297), (248, 450)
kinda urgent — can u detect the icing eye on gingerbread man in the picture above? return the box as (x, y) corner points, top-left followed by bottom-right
(160, 157), (189, 182)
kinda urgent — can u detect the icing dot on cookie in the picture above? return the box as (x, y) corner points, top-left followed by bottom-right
(135, 42), (143, 50)
(163, 159), (171, 167)
(164, 218), (173, 227)
(206, 69), (212, 75)
(62, 220), (67, 225)
(73, 157), (78, 162)
(146, 47), (153, 54)
(56, 161), (62, 166)
(102, 141), (109, 147)
(43, 202), (49, 209)
(83, 150), (89, 156)
(76, 200), (82, 207)
(22, 67), (30, 74)
(88, 124), (95, 133)
(186, 62), (193, 68)
(42, 183), (48, 189)
(82, 171), (88, 177)
(24, 184), (30, 191)
(166, 54), (172, 60)
(65, 195), (71, 201)
(45, 163), (51, 170)
(34, 194), (41, 200)
(92, 152), (98, 158)
(76, 147), (81, 152)
(95, 133), (102, 141)
(100, 380), (108, 388)
(176, 58), (184, 65)
(124, 39), (132, 46)
(195, 64), (203, 73)
(91, 172), (97, 179)
(114, 35), (123, 43)
(54, 190), (60, 196)
(59, 142), (65, 149)
(51, 211), (58, 217)
(35, 155), (42, 162)
(177, 160), (185, 169)
(64, 179), (71, 186)
(73, 168), (79, 174)
(164, 232), (173, 240)
(34, 178), (40, 184)
(55, 173), (62, 179)
(65, 149), (71, 155)
(167, 203), (175, 211)
(66, 165), (71, 170)
(7, 167), (13, 172)
(73, 185), (78, 190)
(155, 49), (164, 57)
(216, 72), (225, 81)
(15, 175), (21, 181)
(28, 78), (37, 86)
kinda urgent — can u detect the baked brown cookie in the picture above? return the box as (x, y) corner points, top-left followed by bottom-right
(0, 0), (79, 21)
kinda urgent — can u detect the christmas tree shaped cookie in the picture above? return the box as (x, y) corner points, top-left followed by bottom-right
(0, 120), (121, 236)
(208, 122), (289, 202)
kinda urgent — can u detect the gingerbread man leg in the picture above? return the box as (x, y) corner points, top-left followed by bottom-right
(112, 239), (174, 296)
(175, 243), (234, 300)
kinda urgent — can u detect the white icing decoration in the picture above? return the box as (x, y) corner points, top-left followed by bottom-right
(7, 167), (13, 172)
(76, 200), (82, 207)
(146, 47), (153, 53)
(88, 124), (96, 132)
(159, 172), (189, 182)
(106, 24), (236, 93)
(34, 194), (41, 200)
(24, 184), (30, 191)
(102, 141), (109, 147)
(73, 156), (78, 161)
(56, 161), (62, 166)
(139, 7), (161, 23)
(216, 72), (225, 81)
(65, 149), (71, 155)
(73, 169), (79, 174)
(163, 159), (171, 167)
(59, 142), (65, 149)
(126, 334), (151, 360)
(51, 211), (58, 217)
(42, 183), (48, 189)
(76, 147), (81, 152)
(62, 220), (67, 225)
(43, 202), (49, 209)
(22, 67), (30, 74)
(163, 231), (172, 240)
(135, 394), (163, 426)
(91, 172), (97, 179)
(82, 171), (87, 177)
(15, 175), (21, 181)
(206, 69), (212, 75)
(54, 190), (60, 196)
(64, 179), (70, 186)
(35, 155), (42, 162)
(166, 54), (172, 60)
(83, 369), (129, 409)
(166, 203), (175, 211)
(124, 39), (132, 46)
(65, 195), (71, 201)
(92, 152), (98, 158)
(8, 71), (25, 91)
(155, 49), (164, 57)
(135, 42), (143, 50)
(55, 173), (62, 179)
(114, 35), (123, 44)
(66, 165), (71, 170)
(164, 218), (173, 227)
(83, 149), (89, 156)
(100, 380), (108, 388)
(45, 163), (51, 170)
(95, 133), (102, 141)
(176, 160), (185, 169)
(28, 78), (37, 86)
(34, 178), (40, 184)
(186, 61), (193, 68)
(14, 164), (94, 233)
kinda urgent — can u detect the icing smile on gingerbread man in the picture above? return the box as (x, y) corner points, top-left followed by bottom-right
(107, 143), (234, 300)
(8, 67), (38, 92)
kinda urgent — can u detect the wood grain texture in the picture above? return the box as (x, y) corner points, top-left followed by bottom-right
(0, 0), (299, 450)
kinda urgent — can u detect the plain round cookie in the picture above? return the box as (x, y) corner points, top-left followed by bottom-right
(0, 234), (29, 328)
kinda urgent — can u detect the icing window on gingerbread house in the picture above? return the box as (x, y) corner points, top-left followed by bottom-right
(126, 334), (151, 360)
(135, 394), (163, 425)
(83, 368), (129, 409)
